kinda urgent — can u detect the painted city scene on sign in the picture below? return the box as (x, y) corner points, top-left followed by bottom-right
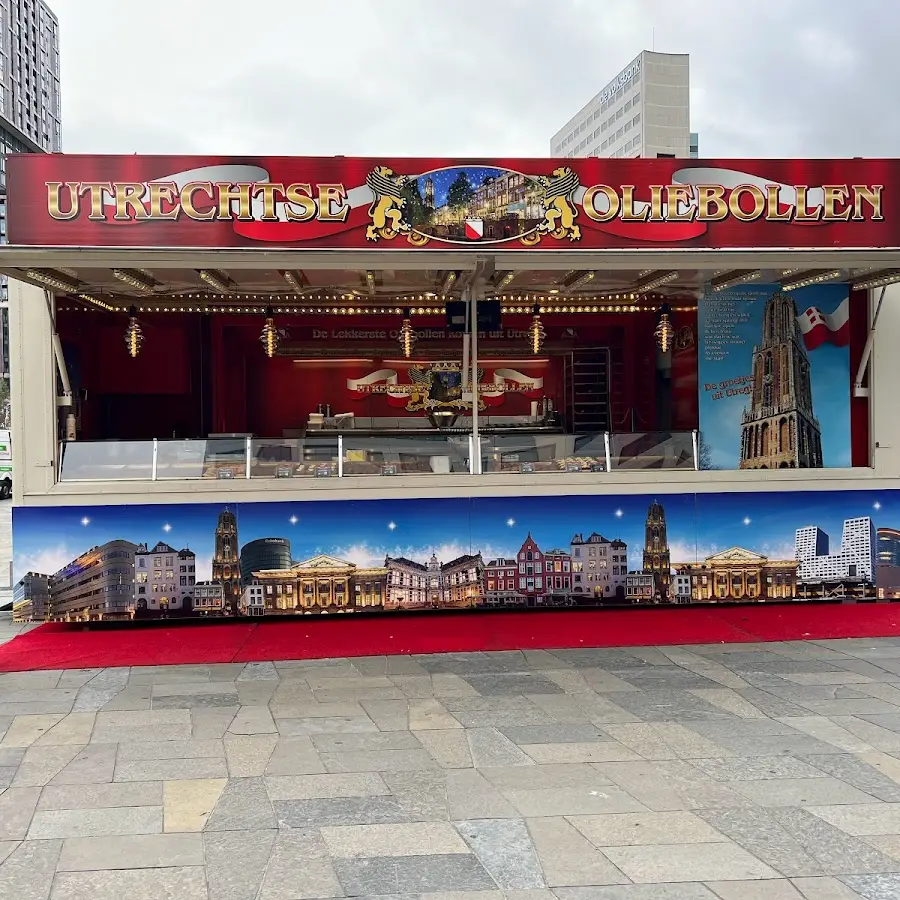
(12, 489), (900, 622)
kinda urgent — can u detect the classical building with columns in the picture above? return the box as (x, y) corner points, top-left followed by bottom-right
(674, 547), (797, 602)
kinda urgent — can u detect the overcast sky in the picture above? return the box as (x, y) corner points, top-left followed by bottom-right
(49, 0), (887, 159)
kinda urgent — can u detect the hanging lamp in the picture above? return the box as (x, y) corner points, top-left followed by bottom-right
(654, 303), (674, 353)
(528, 304), (546, 354)
(124, 306), (143, 358)
(398, 308), (417, 358)
(260, 307), (280, 357)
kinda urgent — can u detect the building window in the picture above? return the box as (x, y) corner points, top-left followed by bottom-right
(633, 113), (641, 125)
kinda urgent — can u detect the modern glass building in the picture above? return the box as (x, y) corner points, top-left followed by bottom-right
(240, 537), (292, 586)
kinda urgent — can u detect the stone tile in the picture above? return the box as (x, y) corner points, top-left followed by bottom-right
(27, 806), (162, 839)
(446, 769), (519, 820)
(237, 661), (279, 681)
(152, 682), (238, 697)
(12, 745), (82, 787)
(321, 821), (469, 857)
(152, 693), (241, 709)
(39, 782), (162, 810)
(799, 754), (900, 802)
(568, 694), (642, 726)
(163, 778), (227, 832)
(0, 766), (14, 788)
(483, 762), (612, 792)
(863, 835), (900, 861)
(808, 803), (900, 835)
(383, 768), (449, 821)
(264, 736), (326, 775)
(314, 686), (405, 703)
(0, 714), (65, 747)
(692, 757), (827, 782)
(784, 717), (878, 753)
(612, 667), (722, 691)
(93, 723), (194, 743)
(333, 852), (496, 894)
(791, 877), (866, 900)
(32, 713), (95, 745)
(417, 728), (474, 768)
(204, 829), (277, 900)
(362, 699), (410, 731)
(468, 728), (535, 767)
(416, 651), (530, 674)
(840, 874), (900, 899)
(463, 673), (565, 696)
(500, 725), (608, 745)
(602, 690), (734, 723)
(526, 694), (597, 725)
(443, 697), (557, 728)
(310, 730), (422, 752)
(49, 744), (117, 784)
(0, 747), (24, 766)
(190, 707), (237, 740)
(569, 811), (726, 847)
(258, 829), (343, 900)
(353, 655), (428, 676)
(688, 689), (769, 719)
(274, 796), (412, 827)
(522, 742), (642, 765)
(57, 833), (204, 871)
(527, 816), (629, 887)
(305, 674), (395, 692)
(601, 843), (778, 883)
(236, 682), (278, 707)
(553, 887), (719, 900)
(224, 734), (278, 777)
(0, 787), (41, 839)
(276, 715), (379, 736)
(114, 756), (228, 781)
(205, 776), (276, 831)
(704, 881), (807, 899)
(50, 867), (208, 900)
(0, 838), (62, 900)
(593, 760), (750, 812)
(601, 723), (732, 761)
(684, 720), (840, 757)
(829, 717), (900, 752)
(409, 699), (462, 730)
(456, 818), (546, 888)
(0, 841), (17, 865)
(321, 748), (438, 773)
(227, 706), (276, 734)
(503, 785), (646, 817)
(265, 772), (389, 800)
(726, 778), (880, 808)
(117, 739), (224, 761)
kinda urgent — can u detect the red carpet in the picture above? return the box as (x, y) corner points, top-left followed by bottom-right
(1, 605), (900, 672)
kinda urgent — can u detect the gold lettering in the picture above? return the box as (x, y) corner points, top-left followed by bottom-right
(78, 182), (113, 221)
(648, 185), (665, 222)
(215, 182), (254, 221)
(665, 185), (696, 222)
(283, 183), (318, 222)
(853, 185), (883, 221)
(46, 182), (79, 220)
(727, 184), (766, 222)
(148, 183), (179, 220)
(582, 185), (620, 222)
(822, 185), (852, 222)
(620, 185), (648, 221)
(317, 184), (349, 221)
(696, 185), (728, 221)
(794, 186), (822, 222)
(254, 183), (284, 222)
(180, 182), (216, 220)
(114, 183), (149, 221)
(765, 184), (791, 221)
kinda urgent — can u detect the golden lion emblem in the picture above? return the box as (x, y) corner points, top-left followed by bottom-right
(535, 166), (582, 242)
(365, 167), (411, 241)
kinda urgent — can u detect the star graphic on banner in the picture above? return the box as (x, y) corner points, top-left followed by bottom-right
(507, 518), (516, 527)
(874, 501), (882, 511)
(388, 521), (397, 531)
(615, 509), (624, 518)
(743, 517), (752, 525)
(162, 523), (172, 533)
(80, 516), (90, 527)
(289, 515), (298, 525)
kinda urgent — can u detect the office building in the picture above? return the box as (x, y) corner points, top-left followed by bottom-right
(12, 571), (50, 621)
(877, 527), (900, 566)
(550, 51), (690, 160)
(0, 1), (62, 380)
(796, 517), (877, 583)
(50, 540), (138, 620)
(240, 537), (291, 586)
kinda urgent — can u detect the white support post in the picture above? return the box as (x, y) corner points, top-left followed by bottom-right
(151, 438), (158, 481)
(604, 432), (612, 472)
(337, 435), (344, 477)
(692, 430), (699, 470)
(470, 285), (480, 475)
(245, 436), (252, 479)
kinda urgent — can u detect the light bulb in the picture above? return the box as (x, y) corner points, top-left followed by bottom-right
(260, 308), (279, 357)
(528, 308), (546, 355)
(654, 310), (674, 353)
(124, 307), (143, 358)
(399, 310), (417, 358)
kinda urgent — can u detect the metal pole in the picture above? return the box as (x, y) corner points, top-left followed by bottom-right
(470, 286), (480, 474)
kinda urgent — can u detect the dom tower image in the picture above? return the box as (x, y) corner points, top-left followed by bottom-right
(740, 293), (823, 469)
(642, 500), (671, 596)
(212, 508), (241, 614)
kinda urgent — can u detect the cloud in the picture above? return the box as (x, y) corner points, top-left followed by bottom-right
(193, 554), (213, 583)
(13, 544), (74, 581)
(333, 541), (516, 569)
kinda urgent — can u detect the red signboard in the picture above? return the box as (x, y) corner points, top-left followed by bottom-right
(6, 155), (898, 250)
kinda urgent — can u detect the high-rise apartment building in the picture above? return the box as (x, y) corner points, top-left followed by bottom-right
(550, 51), (690, 160)
(0, 1), (61, 379)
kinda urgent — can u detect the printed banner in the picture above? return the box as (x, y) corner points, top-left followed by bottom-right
(11, 487), (894, 622)
(6, 155), (896, 248)
(698, 284), (851, 470)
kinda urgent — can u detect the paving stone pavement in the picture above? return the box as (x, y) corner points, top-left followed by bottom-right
(8, 642), (900, 897)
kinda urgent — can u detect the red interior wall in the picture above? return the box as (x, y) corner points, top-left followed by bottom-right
(849, 288), (870, 467)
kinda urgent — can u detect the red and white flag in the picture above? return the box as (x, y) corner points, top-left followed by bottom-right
(465, 218), (484, 240)
(796, 297), (850, 350)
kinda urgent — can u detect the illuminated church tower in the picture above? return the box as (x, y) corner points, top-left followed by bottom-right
(423, 177), (435, 210)
(212, 508), (240, 615)
(740, 292), (823, 469)
(642, 500), (671, 595)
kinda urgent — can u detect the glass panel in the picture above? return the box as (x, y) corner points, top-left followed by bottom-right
(481, 433), (608, 474)
(155, 438), (247, 480)
(608, 432), (696, 470)
(342, 435), (471, 476)
(250, 437), (340, 478)
(59, 441), (154, 481)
